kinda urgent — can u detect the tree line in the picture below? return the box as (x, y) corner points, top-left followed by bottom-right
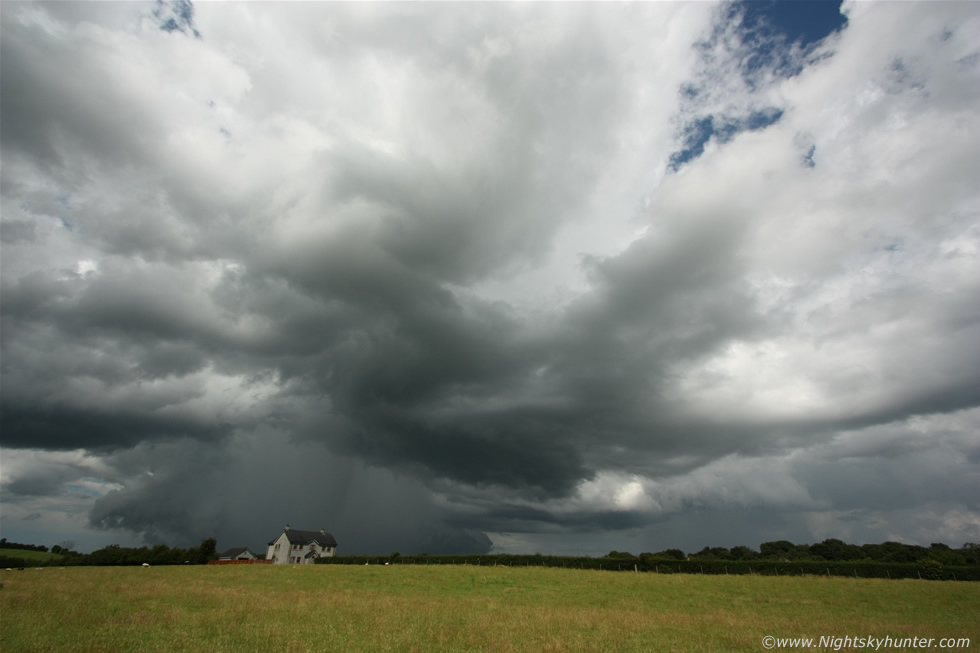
(651, 539), (980, 566)
(0, 538), (217, 568)
(5, 537), (979, 573)
(318, 552), (979, 581)
(315, 540), (980, 581)
(0, 538), (54, 553)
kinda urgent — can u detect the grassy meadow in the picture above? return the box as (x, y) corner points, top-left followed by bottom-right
(0, 548), (65, 563)
(1, 564), (976, 652)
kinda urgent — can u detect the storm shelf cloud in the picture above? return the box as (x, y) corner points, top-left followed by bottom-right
(2, 0), (979, 556)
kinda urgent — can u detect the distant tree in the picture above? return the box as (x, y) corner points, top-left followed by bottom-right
(689, 546), (733, 560)
(961, 542), (980, 565)
(728, 546), (757, 561)
(655, 549), (686, 560)
(198, 538), (217, 563)
(146, 544), (171, 565)
(710, 547), (734, 560)
(872, 541), (926, 564)
(88, 544), (126, 566)
(760, 541), (796, 559)
(925, 542), (966, 566)
(810, 538), (862, 561)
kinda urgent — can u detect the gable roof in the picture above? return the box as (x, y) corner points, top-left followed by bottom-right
(268, 527), (337, 548)
(218, 547), (254, 559)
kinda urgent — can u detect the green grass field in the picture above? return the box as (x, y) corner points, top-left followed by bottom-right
(0, 548), (65, 563)
(1, 565), (976, 652)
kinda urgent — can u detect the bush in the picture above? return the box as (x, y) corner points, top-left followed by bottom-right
(921, 560), (943, 581)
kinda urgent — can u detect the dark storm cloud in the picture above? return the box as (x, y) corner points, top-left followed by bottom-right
(0, 219), (36, 244)
(4, 459), (91, 498)
(81, 431), (493, 554)
(251, 240), (592, 491)
(0, 403), (225, 451)
(252, 205), (761, 493)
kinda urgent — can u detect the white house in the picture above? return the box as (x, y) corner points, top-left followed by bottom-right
(266, 525), (338, 564)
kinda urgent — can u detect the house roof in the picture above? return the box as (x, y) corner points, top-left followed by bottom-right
(218, 547), (253, 559)
(268, 527), (337, 548)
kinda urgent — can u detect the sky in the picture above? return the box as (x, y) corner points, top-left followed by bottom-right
(1, 0), (978, 557)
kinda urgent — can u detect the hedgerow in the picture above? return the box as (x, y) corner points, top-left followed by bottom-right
(314, 554), (980, 580)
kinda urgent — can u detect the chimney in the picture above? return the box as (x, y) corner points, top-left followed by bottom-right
(285, 524), (290, 531)
(320, 529), (326, 535)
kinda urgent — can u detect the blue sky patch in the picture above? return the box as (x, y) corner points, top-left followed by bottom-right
(669, 0), (846, 171)
(738, 0), (848, 52)
(669, 108), (784, 171)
